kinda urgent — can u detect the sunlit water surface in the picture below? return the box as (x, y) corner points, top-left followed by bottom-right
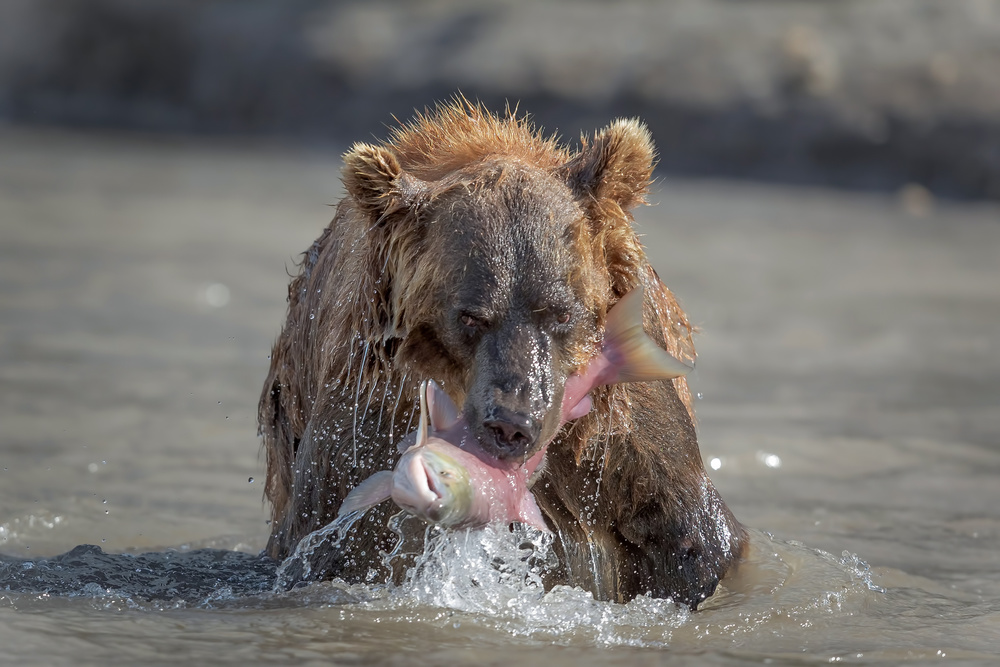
(1, 130), (997, 665)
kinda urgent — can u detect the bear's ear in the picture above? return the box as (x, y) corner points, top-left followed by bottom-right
(343, 143), (429, 222)
(561, 119), (656, 213)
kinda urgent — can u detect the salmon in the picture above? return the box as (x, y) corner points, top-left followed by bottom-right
(337, 286), (691, 531)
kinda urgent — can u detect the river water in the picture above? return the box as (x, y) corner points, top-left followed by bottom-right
(0, 128), (997, 665)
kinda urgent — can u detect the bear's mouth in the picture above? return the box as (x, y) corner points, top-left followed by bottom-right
(461, 373), (567, 463)
(416, 378), (552, 471)
(477, 405), (543, 460)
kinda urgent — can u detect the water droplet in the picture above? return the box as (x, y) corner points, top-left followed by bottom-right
(757, 451), (782, 469)
(202, 282), (230, 308)
(696, 392), (704, 400)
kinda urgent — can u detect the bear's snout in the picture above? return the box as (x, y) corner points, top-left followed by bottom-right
(481, 406), (540, 459)
(465, 318), (562, 462)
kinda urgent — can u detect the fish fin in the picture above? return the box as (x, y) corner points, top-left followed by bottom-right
(396, 378), (455, 455)
(519, 493), (551, 534)
(604, 285), (693, 382)
(395, 431), (418, 454)
(338, 471), (393, 517)
(425, 379), (460, 432)
(415, 380), (430, 447)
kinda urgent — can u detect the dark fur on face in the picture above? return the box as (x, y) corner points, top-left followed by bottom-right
(259, 97), (747, 609)
(395, 161), (601, 460)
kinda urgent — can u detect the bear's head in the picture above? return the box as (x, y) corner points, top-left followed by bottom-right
(340, 103), (655, 462)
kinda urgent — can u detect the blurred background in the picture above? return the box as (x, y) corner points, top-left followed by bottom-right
(2, 0), (1000, 552)
(2, 3), (1000, 662)
(2, 0), (999, 200)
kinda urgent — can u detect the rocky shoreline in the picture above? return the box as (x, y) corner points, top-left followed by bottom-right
(2, 0), (998, 199)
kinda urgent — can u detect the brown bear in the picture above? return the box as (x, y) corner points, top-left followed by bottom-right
(259, 98), (746, 609)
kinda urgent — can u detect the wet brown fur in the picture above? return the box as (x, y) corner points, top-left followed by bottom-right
(259, 97), (746, 608)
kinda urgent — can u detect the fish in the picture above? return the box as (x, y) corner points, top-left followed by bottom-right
(558, 284), (693, 422)
(338, 378), (551, 531)
(337, 285), (692, 531)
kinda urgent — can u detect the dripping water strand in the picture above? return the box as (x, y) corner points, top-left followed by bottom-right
(388, 372), (408, 442)
(375, 373), (392, 435)
(361, 362), (381, 429)
(351, 340), (371, 467)
(593, 383), (615, 507)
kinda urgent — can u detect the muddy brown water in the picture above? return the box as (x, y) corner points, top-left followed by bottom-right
(1, 128), (998, 665)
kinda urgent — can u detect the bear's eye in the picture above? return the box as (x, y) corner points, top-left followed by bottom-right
(460, 313), (486, 330)
(557, 312), (571, 324)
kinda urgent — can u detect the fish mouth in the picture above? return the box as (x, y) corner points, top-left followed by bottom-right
(422, 455), (448, 499)
(391, 452), (442, 515)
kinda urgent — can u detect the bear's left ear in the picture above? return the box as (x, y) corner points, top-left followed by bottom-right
(560, 119), (656, 213)
(343, 142), (429, 223)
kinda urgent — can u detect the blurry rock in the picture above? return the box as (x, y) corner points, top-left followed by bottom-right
(1, 0), (1000, 200)
(898, 183), (935, 218)
(928, 53), (960, 88)
(781, 24), (840, 96)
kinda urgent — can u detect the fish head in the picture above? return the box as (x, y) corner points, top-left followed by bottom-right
(391, 444), (473, 526)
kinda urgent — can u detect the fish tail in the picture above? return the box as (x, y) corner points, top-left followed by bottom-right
(604, 285), (693, 382)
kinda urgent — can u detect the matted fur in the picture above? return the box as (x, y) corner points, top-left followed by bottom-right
(259, 97), (744, 608)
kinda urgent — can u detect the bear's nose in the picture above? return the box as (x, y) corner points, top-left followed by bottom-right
(482, 407), (539, 459)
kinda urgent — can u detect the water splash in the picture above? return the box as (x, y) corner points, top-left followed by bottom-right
(350, 523), (690, 647)
(0, 524), (885, 650)
(273, 510), (366, 592)
(838, 548), (885, 593)
(399, 524), (554, 611)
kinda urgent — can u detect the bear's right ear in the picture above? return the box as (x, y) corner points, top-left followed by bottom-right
(343, 143), (429, 222)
